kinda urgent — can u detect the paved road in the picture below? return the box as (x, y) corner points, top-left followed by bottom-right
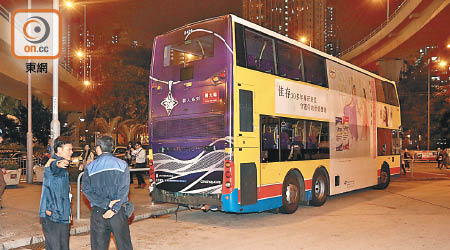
(65, 178), (450, 250)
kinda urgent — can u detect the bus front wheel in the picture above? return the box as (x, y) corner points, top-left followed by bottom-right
(310, 170), (328, 206)
(280, 173), (300, 214)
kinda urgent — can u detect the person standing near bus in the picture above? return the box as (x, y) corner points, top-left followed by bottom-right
(442, 149), (449, 169)
(132, 142), (146, 189)
(0, 128), (6, 209)
(79, 144), (94, 171)
(437, 148), (444, 169)
(401, 149), (411, 175)
(39, 137), (73, 250)
(125, 142), (134, 184)
(82, 135), (133, 250)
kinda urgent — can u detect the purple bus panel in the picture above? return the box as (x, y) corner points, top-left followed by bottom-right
(149, 16), (233, 197)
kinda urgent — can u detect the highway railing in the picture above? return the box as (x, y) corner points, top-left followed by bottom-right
(338, 0), (409, 57)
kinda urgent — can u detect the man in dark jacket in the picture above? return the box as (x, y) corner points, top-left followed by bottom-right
(82, 135), (133, 250)
(38, 137), (73, 250)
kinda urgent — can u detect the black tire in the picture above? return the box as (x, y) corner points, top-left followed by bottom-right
(280, 173), (301, 214)
(375, 164), (390, 190)
(310, 169), (328, 207)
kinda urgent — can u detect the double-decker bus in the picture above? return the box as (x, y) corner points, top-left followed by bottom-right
(147, 15), (401, 213)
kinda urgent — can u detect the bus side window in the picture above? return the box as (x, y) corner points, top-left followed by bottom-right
(261, 116), (279, 163)
(244, 29), (276, 74)
(239, 89), (253, 132)
(235, 23), (247, 68)
(302, 50), (328, 87)
(276, 41), (303, 81)
(375, 79), (386, 103)
(382, 81), (399, 106)
(377, 128), (393, 156)
(260, 116), (330, 163)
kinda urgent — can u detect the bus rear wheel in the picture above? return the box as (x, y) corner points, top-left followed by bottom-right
(310, 170), (328, 206)
(280, 173), (300, 214)
(375, 164), (390, 190)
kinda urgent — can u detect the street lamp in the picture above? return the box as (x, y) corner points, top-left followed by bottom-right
(299, 36), (311, 46)
(76, 51), (92, 87)
(427, 53), (448, 150)
(300, 36), (307, 43)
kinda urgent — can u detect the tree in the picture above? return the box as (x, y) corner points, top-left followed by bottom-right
(117, 120), (146, 143)
(398, 54), (450, 149)
(0, 114), (21, 144)
(13, 96), (72, 146)
(84, 46), (151, 145)
(87, 46), (151, 124)
(93, 116), (122, 135)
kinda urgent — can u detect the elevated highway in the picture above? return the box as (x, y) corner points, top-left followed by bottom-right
(339, 0), (450, 77)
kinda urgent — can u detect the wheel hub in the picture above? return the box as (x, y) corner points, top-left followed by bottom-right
(286, 184), (299, 204)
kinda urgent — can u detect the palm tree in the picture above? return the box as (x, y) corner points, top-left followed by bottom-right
(94, 116), (122, 135)
(118, 121), (146, 143)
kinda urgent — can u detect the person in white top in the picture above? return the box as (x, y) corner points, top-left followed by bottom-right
(79, 144), (94, 171)
(132, 142), (147, 189)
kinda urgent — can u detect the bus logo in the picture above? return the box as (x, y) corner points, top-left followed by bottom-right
(11, 9), (61, 59)
(160, 80), (178, 116)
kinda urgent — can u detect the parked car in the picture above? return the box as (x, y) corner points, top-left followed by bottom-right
(10, 151), (27, 159)
(112, 146), (127, 159)
(70, 150), (84, 167)
(9, 151), (36, 161)
(0, 150), (16, 159)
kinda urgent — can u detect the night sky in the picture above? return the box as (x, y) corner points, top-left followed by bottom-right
(1, 0), (447, 54)
(0, 0), (385, 49)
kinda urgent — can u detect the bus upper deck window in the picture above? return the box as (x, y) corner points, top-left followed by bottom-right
(244, 29), (276, 74)
(276, 41), (302, 81)
(163, 34), (214, 67)
(302, 50), (328, 87)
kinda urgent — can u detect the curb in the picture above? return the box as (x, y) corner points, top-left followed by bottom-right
(1, 206), (186, 250)
(393, 177), (450, 182)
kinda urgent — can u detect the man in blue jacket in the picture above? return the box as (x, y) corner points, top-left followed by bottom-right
(82, 135), (133, 250)
(0, 128), (6, 209)
(38, 137), (73, 250)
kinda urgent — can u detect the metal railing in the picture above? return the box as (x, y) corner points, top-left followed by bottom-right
(0, 157), (42, 181)
(403, 158), (415, 177)
(338, 0), (409, 57)
(76, 168), (150, 221)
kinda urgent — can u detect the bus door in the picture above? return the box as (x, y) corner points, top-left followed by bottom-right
(235, 83), (260, 206)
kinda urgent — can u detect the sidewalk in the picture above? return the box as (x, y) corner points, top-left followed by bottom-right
(0, 180), (180, 250)
(393, 162), (450, 181)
